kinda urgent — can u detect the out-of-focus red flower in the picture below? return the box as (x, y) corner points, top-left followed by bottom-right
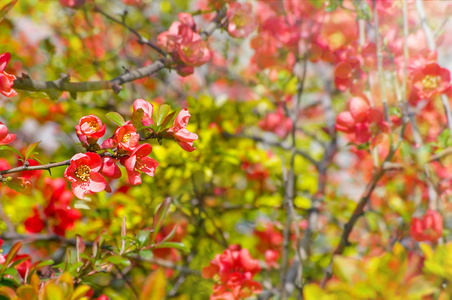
(24, 207), (45, 233)
(25, 178), (81, 236)
(64, 152), (107, 199)
(335, 96), (389, 144)
(227, 3), (257, 38)
(410, 209), (443, 243)
(157, 14), (211, 69)
(411, 62), (450, 100)
(258, 107), (293, 138)
(0, 122), (16, 145)
(0, 53), (17, 97)
(202, 245), (262, 300)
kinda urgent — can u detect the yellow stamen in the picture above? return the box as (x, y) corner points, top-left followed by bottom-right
(75, 165), (91, 181)
(122, 133), (132, 143)
(422, 75), (440, 90)
(89, 120), (99, 131)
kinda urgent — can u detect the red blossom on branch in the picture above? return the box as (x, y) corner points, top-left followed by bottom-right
(64, 152), (107, 199)
(76, 115), (106, 146)
(123, 143), (158, 185)
(226, 3), (257, 38)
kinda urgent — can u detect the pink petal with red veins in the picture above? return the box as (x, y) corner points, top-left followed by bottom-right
(71, 181), (89, 199)
(88, 172), (107, 193)
(0, 53), (10, 72)
(349, 97), (370, 122)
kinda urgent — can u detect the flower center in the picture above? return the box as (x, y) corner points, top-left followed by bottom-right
(122, 133), (132, 143)
(422, 75), (439, 90)
(75, 165), (91, 181)
(89, 120), (99, 131)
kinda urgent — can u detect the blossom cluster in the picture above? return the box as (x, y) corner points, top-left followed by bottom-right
(65, 99), (198, 199)
(202, 245), (262, 300)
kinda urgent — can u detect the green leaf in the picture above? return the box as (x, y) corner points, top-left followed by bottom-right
(30, 156), (45, 165)
(156, 104), (171, 126)
(152, 198), (172, 243)
(138, 250), (153, 260)
(105, 112), (126, 127)
(154, 242), (189, 254)
(0, 145), (23, 159)
(33, 259), (54, 270)
(24, 141), (41, 161)
(1, 242), (21, 274)
(159, 111), (176, 129)
(136, 230), (151, 248)
(104, 255), (131, 267)
(131, 108), (144, 129)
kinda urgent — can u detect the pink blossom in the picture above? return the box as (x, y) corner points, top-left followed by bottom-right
(64, 152), (107, 199)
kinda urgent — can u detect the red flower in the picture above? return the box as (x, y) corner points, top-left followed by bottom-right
(133, 99), (154, 127)
(0, 53), (17, 97)
(168, 109), (198, 152)
(24, 207), (45, 233)
(157, 14), (211, 67)
(227, 3), (257, 38)
(101, 122), (139, 153)
(335, 96), (389, 144)
(202, 245), (262, 300)
(411, 62), (450, 100)
(75, 115), (106, 146)
(0, 122), (16, 145)
(410, 209), (443, 243)
(64, 152), (107, 199)
(258, 107), (293, 138)
(124, 144), (158, 185)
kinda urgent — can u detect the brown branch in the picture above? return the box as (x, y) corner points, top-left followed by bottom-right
(0, 159), (71, 176)
(12, 60), (166, 99)
(93, 5), (166, 57)
(320, 166), (386, 287)
(13, 9), (224, 98)
(223, 133), (319, 169)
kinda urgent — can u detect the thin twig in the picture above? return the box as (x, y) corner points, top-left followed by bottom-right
(94, 6), (167, 57)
